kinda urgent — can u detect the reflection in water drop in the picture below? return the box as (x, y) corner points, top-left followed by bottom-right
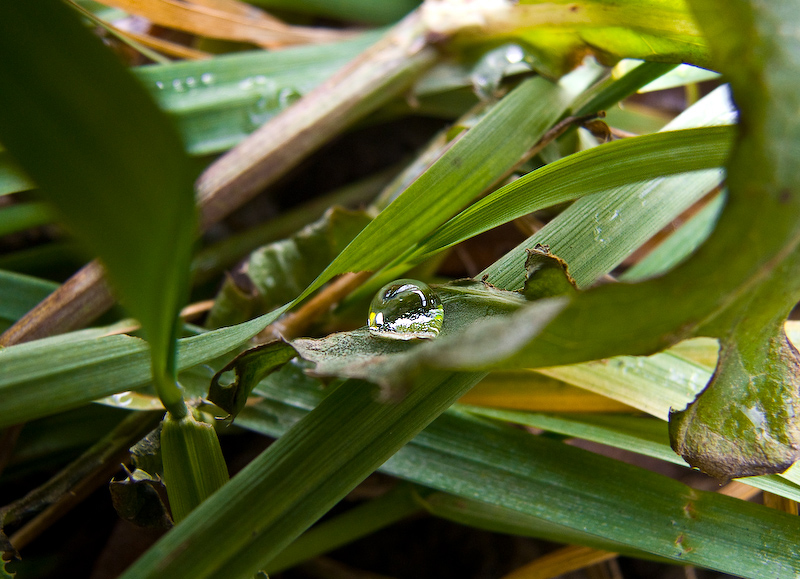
(200, 72), (214, 85)
(368, 279), (444, 340)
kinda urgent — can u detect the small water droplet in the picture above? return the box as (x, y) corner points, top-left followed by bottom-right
(200, 72), (214, 85)
(277, 86), (301, 109)
(185, 76), (197, 88)
(155, 80), (164, 90)
(248, 96), (271, 127)
(239, 77), (255, 91)
(172, 78), (185, 92)
(471, 44), (533, 100)
(592, 224), (607, 246)
(368, 279), (444, 340)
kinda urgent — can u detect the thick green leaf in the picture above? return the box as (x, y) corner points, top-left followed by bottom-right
(293, 287), (564, 394)
(0, 1), (196, 412)
(666, 0), (800, 477)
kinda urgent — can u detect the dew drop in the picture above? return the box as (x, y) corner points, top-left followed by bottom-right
(172, 78), (185, 92)
(277, 86), (301, 109)
(368, 279), (444, 340)
(471, 44), (533, 100)
(155, 80), (165, 90)
(200, 72), (214, 85)
(248, 96), (273, 127)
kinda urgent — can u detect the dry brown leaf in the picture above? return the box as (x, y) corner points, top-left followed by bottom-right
(95, 0), (355, 48)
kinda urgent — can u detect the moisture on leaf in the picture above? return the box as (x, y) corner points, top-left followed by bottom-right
(368, 279), (444, 340)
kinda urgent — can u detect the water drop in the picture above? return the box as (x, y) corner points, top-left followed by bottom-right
(248, 96), (272, 127)
(239, 77), (255, 91)
(368, 279), (444, 340)
(277, 86), (301, 109)
(185, 76), (197, 88)
(200, 72), (214, 85)
(171, 78), (185, 92)
(155, 80), (164, 90)
(471, 43), (533, 100)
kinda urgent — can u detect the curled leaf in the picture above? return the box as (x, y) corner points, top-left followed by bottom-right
(670, 328), (800, 479)
(209, 340), (297, 420)
(521, 244), (579, 299)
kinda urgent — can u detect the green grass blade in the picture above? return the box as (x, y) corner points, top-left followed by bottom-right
(0, 151), (34, 196)
(0, 0), (196, 413)
(380, 409), (800, 577)
(237, 366), (800, 577)
(410, 125), (732, 265)
(300, 66), (602, 302)
(266, 483), (421, 574)
(0, 202), (55, 238)
(135, 32), (381, 155)
(0, 270), (58, 330)
(0, 309), (283, 429)
(246, 0), (419, 24)
(463, 406), (800, 503)
(620, 191), (726, 281)
(485, 83), (734, 290)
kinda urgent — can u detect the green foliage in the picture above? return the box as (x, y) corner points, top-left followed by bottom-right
(2, 0), (800, 577)
(0, 0), (196, 414)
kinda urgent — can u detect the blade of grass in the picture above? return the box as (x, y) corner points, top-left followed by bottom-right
(0, 203), (55, 239)
(0, 271), (58, 330)
(301, 66), (602, 302)
(265, 483), (421, 574)
(0, 0), (198, 415)
(0, 152), (34, 196)
(462, 405), (800, 503)
(234, 368), (800, 577)
(0, 307), (284, 428)
(403, 125), (732, 267)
